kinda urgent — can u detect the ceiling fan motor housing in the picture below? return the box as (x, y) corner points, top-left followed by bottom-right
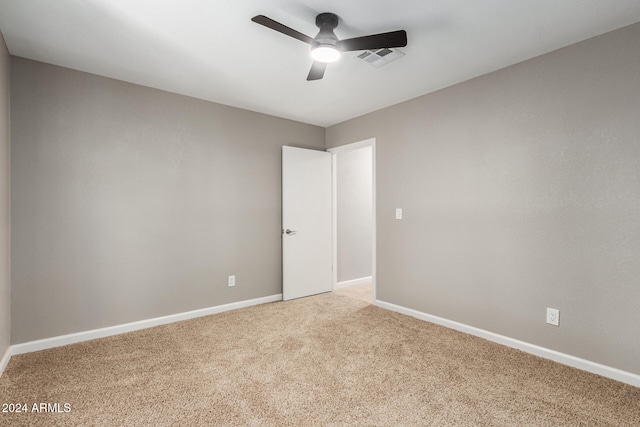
(313, 12), (339, 48)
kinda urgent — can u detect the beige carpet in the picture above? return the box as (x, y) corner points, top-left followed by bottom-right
(334, 282), (372, 303)
(1, 293), (639, 426)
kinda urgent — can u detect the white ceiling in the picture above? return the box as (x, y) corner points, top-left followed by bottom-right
(1, 1), (640, 127)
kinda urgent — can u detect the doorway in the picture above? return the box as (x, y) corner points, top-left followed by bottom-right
(329, 139), (376, 303)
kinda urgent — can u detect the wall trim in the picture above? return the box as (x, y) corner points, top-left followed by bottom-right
(11, 294), (282, 356)
(0, 346), (10, 377)
(335, 276), (373, 290)
(374, 299), (640, 388)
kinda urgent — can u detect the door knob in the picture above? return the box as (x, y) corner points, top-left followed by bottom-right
(284, 229), (297, 235)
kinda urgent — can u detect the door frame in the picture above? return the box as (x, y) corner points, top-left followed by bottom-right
(328, 138), (377, 303)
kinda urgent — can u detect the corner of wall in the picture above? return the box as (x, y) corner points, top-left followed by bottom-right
(0, 28), (12, 374)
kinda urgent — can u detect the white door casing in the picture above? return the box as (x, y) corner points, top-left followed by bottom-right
(282, 146), (333, 301)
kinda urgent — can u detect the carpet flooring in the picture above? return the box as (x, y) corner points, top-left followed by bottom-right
(334, 283), (372, 303)
(1, 292), (639, 426)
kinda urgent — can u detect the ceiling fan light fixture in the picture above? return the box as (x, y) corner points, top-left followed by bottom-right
(251, 12), (407, 80)
(311, 45), (340, 63)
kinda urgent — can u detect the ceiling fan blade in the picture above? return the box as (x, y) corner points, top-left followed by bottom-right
(337, 30), (407, 52)
(307, 61), (327, 81)
(251, 15), (314, 44)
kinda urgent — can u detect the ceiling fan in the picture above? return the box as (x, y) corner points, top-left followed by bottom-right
(251, 13), (407, 81)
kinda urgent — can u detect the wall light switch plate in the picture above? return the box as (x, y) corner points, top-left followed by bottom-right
(395, 208), (403, 220)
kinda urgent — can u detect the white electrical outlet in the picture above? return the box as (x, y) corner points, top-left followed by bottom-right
(546, 308), (559, 326)
(228, 275), (236, 287)
(395, 208), (403, 220)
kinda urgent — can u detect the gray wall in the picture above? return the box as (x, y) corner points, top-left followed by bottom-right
(336, 146), (372, 282)
(0, 31), (10, 358)
(11, 58), (324, 343)
(327, 23), (640, 375)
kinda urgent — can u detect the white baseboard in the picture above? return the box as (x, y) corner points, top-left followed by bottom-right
(11, 294), (282, 356)
(0, 345), (11, 377)
(335, 276), (372, 290)
(374, 299), (640, 388)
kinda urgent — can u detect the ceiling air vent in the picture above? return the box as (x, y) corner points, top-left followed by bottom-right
(356, 48), (405, 68)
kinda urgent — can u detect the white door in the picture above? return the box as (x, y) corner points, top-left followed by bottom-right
(282, 146), (332, 301)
